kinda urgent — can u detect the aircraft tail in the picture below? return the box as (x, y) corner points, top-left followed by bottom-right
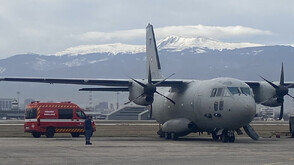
(146, 24), (164, 79)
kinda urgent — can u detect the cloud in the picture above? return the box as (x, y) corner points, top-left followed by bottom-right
(76, 29), (144, 41)
(72, 25), (273, 43)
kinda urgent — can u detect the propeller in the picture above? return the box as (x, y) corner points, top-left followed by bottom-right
(126, 66), (176, 119)
(260, 63), (294, 120)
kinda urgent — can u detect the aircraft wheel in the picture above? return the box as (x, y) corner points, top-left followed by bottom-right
(157, 129), (165, 138)
(292, 132), (294, 138)
(45, 127), (55, 138)
(170, 132), (178, 140)
(212, 132), (220, 141)
(228, 135), (235, 143)
(32, 132), (41, 138)
(221, 131), (229, 143)
(165, 132), (171, 139)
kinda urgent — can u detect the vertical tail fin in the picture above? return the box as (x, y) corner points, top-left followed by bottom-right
(146, 24), (164, 79)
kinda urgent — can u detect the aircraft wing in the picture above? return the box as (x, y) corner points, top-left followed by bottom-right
(245, 81), (294, 89)
(0, 77), (185, 88)
(245, 81), (261, 88)
(0, 77), (131, 86)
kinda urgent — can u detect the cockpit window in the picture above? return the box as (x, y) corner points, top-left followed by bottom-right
(216, 88), (223, 97)
(240, 87), (251, 95)
(223, 88), (231, 97)
(211, 88), (228, 97)
(210, 88), (217, 97)
(227, 87), (241, 95)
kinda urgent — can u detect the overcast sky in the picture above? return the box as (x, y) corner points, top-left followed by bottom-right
(0, 0), (294, 59)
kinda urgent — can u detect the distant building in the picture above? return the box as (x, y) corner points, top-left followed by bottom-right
(260, 108), (275, 121)
(106, 106), (148, 120)
(0, 98), (18, 111)
(95, 102), (108, 111)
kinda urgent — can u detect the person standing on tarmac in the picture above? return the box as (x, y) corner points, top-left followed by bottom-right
(84, 115), (93, 145)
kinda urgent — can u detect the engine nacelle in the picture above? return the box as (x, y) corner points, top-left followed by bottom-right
(162, 118), (198, 136)
(252, 82), (278, 107)
(261, 97), (282, 107)
(128, 81), (153, 106)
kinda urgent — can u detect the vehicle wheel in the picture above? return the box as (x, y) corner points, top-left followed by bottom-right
(32, 132), (41, 138)
(212, 132), (220, 141)
(170, 132), (178, 140)
(45, 127), (55, 138)
(165, 132), (171, 139)
(71, 133), (80, 137)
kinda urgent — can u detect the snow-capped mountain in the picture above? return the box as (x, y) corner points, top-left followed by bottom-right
(157, 35), (264, 52)
(55, 43), (145, 56)
(1, 36), (294, 108)
(54, 36), (265, 56)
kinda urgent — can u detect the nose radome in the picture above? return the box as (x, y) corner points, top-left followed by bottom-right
(222, 97), (256, 129)
(235, 97), (256, 126)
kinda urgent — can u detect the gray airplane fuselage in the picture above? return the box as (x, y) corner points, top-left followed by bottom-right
(153, 77), (256, 132)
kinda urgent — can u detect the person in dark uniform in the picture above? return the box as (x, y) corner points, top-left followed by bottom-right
(84, 115), (93, 145)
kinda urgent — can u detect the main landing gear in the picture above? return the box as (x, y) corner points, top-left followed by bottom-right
(212, 130), (235, 143)
(157, 128), (179, 140)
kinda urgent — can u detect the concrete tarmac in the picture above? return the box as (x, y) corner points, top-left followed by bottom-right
(0, 136), (294, 165)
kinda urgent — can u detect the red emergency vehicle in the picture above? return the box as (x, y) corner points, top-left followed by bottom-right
(24, 101), (96, 138)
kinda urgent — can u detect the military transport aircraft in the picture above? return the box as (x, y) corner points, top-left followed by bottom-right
(1, 24), (294, 143)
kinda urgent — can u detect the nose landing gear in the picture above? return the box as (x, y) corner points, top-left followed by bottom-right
(212, 130), (235, 143)
(221, 130), (235, 143)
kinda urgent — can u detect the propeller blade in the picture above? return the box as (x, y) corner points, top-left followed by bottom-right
(260, 76), (279, 89)
(280, 63), (284, 85)
(148, 65), (152, 84)
(279, 103), (284, 120)
(129, 77), (146, 88)
(287, 94), (294, 99)
(155, 91), (176, 104)
(154, 73), (175, 86)
(124, 93), (145, 105)
(286, 83), (294, 88)
(149, 104), (153, 119)
(243, 124), (259, 140)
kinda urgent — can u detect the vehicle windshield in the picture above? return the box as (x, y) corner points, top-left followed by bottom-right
(76, 109), (86, 119)
(25, 108), (37, 119)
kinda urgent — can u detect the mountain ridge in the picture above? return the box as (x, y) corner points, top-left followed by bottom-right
(54, 35), (266, 56)
(0, 38), (294, 108)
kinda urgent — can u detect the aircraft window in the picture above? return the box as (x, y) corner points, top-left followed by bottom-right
(214, 101), (218, 111)
(223, 88), (231, 97)
(219, 101), (224, 110)
(240, 87), (251, 95)
(227, 87), (241, 95)
(210, 88), (217, 97)
(216, 88), (223, 97)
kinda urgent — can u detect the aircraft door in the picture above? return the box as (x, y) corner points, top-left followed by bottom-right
(193, 94), (203, 119)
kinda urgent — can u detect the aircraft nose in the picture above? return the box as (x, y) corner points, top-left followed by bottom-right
(234, 97), (256, 126)
(223, 97), (256, 129)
